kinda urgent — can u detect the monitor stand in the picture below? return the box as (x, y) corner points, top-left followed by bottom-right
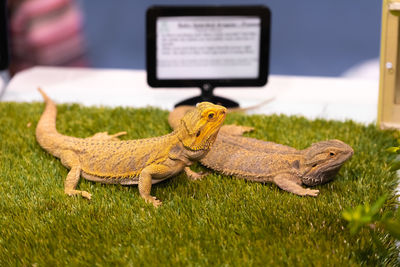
(174, 83), (239, 108)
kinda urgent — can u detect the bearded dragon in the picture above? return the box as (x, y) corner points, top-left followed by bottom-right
(168, 106), (353, 196)
(36, 89), (226, 206)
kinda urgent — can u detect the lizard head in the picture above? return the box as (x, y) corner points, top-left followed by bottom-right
(301, 139), (353, 186)
(178, 102), (227, 151)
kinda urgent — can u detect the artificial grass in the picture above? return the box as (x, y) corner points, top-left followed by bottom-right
(0, 101), (399, 266)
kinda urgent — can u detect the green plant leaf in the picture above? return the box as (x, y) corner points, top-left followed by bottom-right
(342, 209), (353, 221)
(386, 146), (400, 153)
(369, 194), (387, 216)
(382, 219), (400, 239)
(389, 160), (400, 171)
(342, 195), (389, 235)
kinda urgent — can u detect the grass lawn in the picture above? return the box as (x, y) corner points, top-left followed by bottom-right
(0, 102), (399, 266)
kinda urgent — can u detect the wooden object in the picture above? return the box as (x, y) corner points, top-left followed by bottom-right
(378, 0), (400, 128)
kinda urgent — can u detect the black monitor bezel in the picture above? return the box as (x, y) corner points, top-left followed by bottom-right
(146, 5), (271, 88)
(0, 0), (9, 70)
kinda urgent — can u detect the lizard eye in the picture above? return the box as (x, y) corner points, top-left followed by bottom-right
(329, 152), (335, 156)
(196, 130), (201, 137)
(208, 112), (215, 119)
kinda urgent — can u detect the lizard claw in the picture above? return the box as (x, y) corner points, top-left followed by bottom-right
(87, 131), (127, 141)
(65, 189), (92, 200)
(220, 125), (254, 136)
(239, 126), (255, 133)
(143, 195), (162, 207)
(81, 191), (92, 200)
(111, 131), (127, 138)
(303, 189), (319, 197)
(189, 171), (209, 180)
(184, 167), (209, 180)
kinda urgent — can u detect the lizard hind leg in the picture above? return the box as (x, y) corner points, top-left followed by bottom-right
(219, 125), (254, 136)
(86, 131), (127, 141)
(61, 151), (92, 200)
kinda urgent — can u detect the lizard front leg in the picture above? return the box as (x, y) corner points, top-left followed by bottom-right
(184, 167), (209, 180)
(61, 151), (92, 199)
(138, 164), (175, 207)
(273, 174), (319, 197)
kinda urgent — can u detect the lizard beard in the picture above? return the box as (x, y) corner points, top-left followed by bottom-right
(302, 166), (342, 186)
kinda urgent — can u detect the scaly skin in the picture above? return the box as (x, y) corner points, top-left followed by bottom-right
(36, 89), (226, 206)
(169, 106), (354, 196)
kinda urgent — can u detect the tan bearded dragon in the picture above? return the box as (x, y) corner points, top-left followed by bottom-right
(168, 106), (353, 197)
(36, 89), (226, 206)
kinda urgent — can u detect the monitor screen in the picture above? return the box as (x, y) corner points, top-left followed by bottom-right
(147, 6), (270, 88)
(156, 16), (261, 80)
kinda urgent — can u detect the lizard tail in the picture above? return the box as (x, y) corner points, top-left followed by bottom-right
(35, 88), (66, 155)
(36, 88), (58, 135)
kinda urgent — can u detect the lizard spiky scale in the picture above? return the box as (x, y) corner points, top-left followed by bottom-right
(35, 89), (226, 206)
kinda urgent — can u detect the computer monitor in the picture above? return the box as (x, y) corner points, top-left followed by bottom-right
(146, 5), (271, 107)
(0, 0), (9, 70)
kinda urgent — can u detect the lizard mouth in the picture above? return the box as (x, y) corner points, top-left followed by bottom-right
(302, 166), (342, 186)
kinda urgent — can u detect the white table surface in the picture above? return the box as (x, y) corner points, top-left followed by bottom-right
(1, 66), (379, 124)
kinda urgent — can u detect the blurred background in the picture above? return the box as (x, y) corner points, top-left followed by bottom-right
(80, 0), (381, 78)
(7, 0), (382, 78)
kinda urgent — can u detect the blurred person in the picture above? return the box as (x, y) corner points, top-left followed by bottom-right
(7, 0), (88, 76)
